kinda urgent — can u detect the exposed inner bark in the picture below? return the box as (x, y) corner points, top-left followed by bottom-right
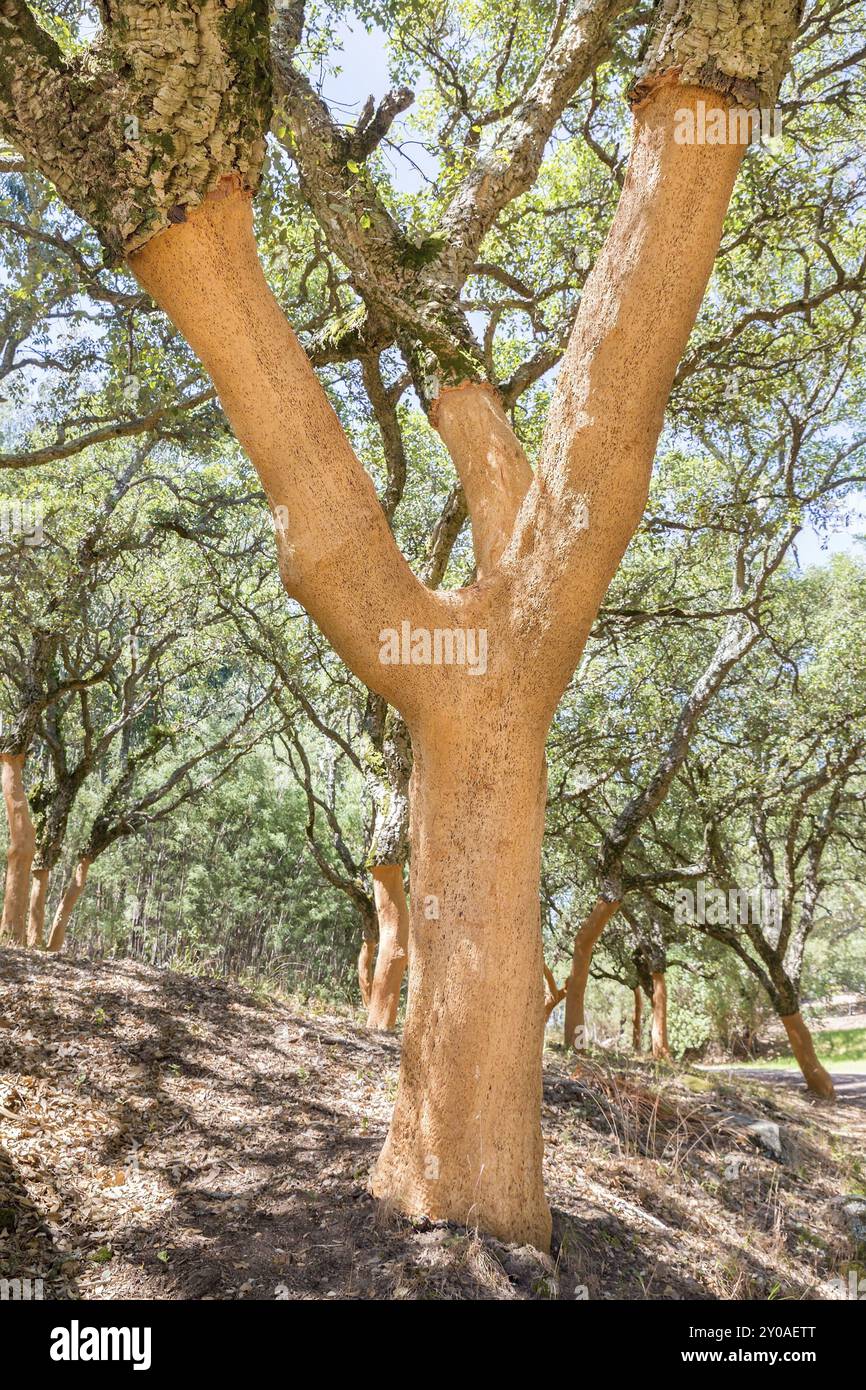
(0, 752), (36, 944)
(431, 382), (533, 579)
(366, 863), (410, 1031)
(651, 971), (671, 1060)
(563, 899), (622, 1049)
(781, 1011), (836, 1101)
(370, 717), (552, 1250)
(46, 856), (92, 953)
(126, 85), (748, 1250)
(27, 866), (49, 949)
(129, 180), (437, 700)
(357, 936), (376, 1009)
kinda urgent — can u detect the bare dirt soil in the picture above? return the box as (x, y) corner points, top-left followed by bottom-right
(1, 948), (864, 1301)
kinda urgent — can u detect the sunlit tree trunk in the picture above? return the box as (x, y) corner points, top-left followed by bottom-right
(371, 717), (551, 1247)
(357, 936), (376, 1009)
(781, 1011), (835, 1100)
(46, 856), (92, 953)
(0, 753), (35, 945)
(651, 971), (671, 1060)
(27, 867), (49, 948)
(367, 863), (410, 1030)
(563, 899), (621, 1049)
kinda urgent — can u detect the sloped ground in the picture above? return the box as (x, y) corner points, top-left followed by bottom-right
(1, 948), (864, 1301)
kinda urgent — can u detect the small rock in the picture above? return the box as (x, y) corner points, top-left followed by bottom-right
(828, 1196), (866, 1243)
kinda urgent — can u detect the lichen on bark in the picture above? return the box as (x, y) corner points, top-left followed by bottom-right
(631, 0), (803, 108)
(0, 0), (271, 259)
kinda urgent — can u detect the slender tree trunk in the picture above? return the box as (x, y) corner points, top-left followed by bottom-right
(563, 898), (621, 1049)
(367, 863), (410, 1030)
(27, 867), (49, 949)
(781, 1011), (835, 1100)
(358, 936), (376, 1009)
(371, 719), (551, 1250)
(651, 971), (671, 1060)
(47, 856), (92, 953)
(0, 753), (36, 945)
(543, 961), (568, 1021)
(632, 986), (643, 1052)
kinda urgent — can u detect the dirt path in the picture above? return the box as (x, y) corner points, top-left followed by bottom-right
(718, 1067), (866, 1108)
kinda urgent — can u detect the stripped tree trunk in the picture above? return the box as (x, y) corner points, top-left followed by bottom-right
(544, 961), (568, 1020)
(0, 753), (35, 944)
(0, 0), (802, 1249)
(370, 717), (551, 1246)
(363, 701), (412, 1028)
(46, 856), (92, 953)
(651, 972), (671, 1060)
(357, 936), (377, 1008)
(563, 899), (621, 1049)
(367, 864), (410, 1030)
(781, 1011), (835, 1101)
(27, 867), (49, 948)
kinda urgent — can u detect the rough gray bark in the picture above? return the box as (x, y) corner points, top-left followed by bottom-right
(0, 0), (271, 259)
(363, 696), (411, 871)
(271, 0), (629, 396)
(632, 0), (803, 107)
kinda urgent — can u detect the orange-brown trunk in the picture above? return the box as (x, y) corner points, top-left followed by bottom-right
(563, 898), (621, 1049)
(46, 856), (92, 953)
(651, 971), (671, 1060)
(632, 986), (643, 1052)
(27, 867), (49, 949)
(367, 864), (410, 1030)
(358, 936), (376, 1009)
(781, 1011), (835, 1101)
(1, 754), (36, 945)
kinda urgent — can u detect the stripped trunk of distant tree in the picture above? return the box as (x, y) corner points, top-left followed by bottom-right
(46, 856), (91, 953)
(544, 961), (568, 1020)
(27, 867), (49, 948)
(0, 753), (35, 944)
(363, 700), (411, 1029)
(650, 972), (671, 1061)
(563, 898), (621, 1049)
